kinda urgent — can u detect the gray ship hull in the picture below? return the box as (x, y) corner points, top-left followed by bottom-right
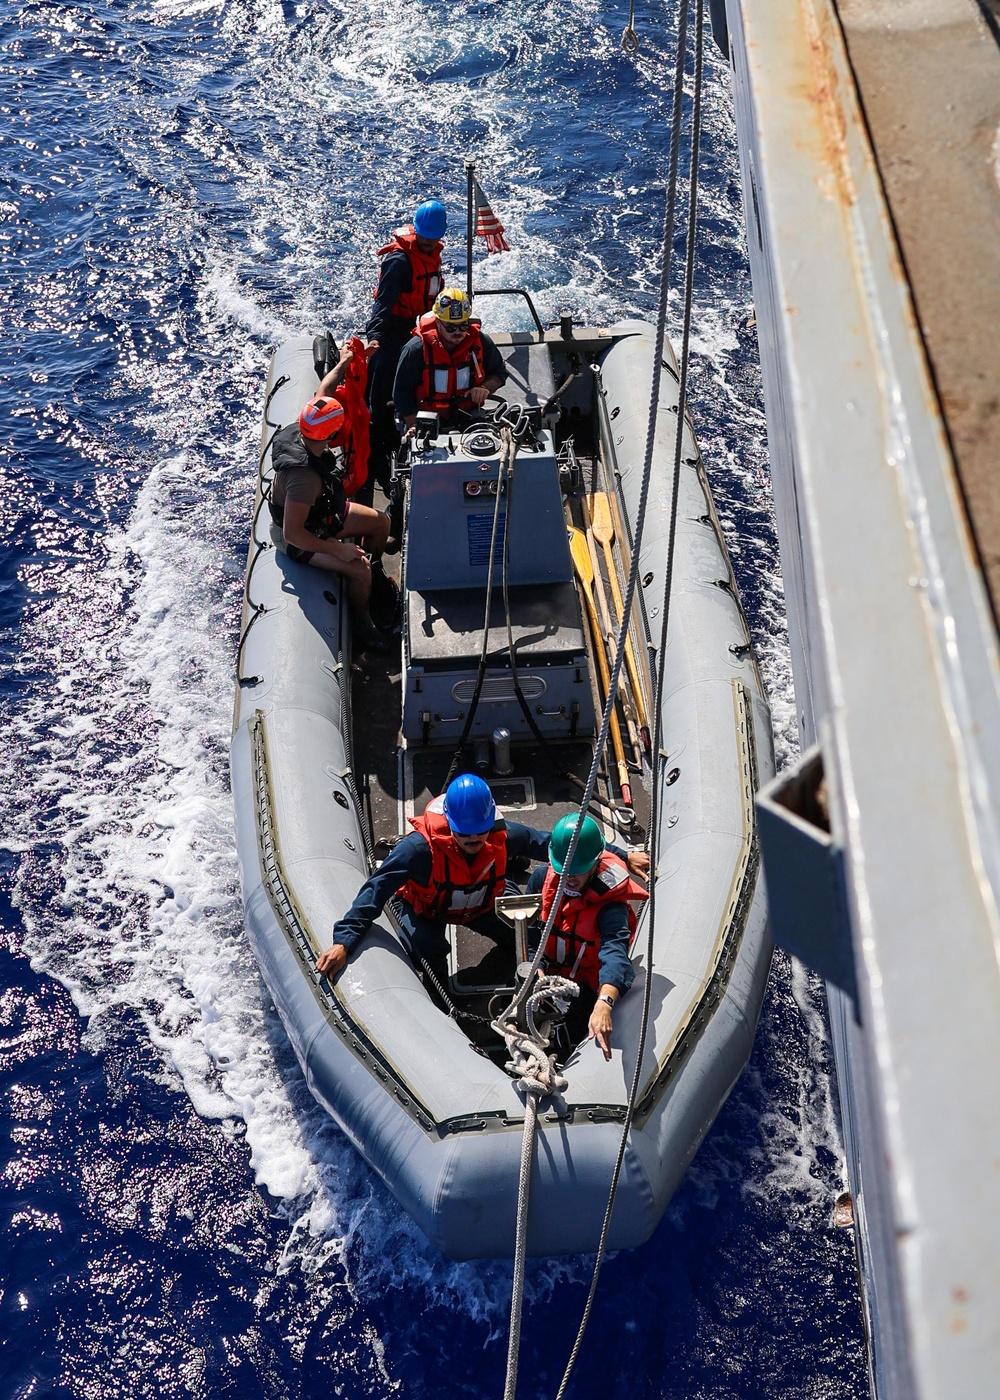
(720, 0), (1000, 1391)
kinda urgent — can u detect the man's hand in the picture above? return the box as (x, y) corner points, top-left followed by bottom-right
(331, 541), (366, 564)
(364, 338), (379, 355)
(626, 849), (650, 879)
(588, 996), (615, 1061)
(316, 943), (348, 979)
(468, 386), (490, 406)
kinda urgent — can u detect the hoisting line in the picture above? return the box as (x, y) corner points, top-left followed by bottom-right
(495, 976), (578, 1400)
(554, 1), (705, 1396)
(498, 0), (700, 1379)
(444, 424), (515, 786)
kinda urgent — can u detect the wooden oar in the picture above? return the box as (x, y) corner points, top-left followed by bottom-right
(581, 496), (643, 767)
(568, 527), (632, 807)
(590, 492), (650, 739)
(607, 490), (656, 732)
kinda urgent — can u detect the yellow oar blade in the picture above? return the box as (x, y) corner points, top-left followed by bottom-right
(590, 491), (614, 546)
(568, 526), (594, 587)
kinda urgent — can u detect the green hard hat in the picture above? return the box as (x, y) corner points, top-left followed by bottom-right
(549, 813), (605, 876)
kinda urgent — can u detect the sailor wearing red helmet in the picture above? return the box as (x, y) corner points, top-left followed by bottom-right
(268, 341), (392, 653)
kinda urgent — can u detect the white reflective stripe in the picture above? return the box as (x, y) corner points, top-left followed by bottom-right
(569, 943), (588, 979)
(450, 887), (487, 911)
(427, 795), (447, 815)
(429, 273), (443, 298)
(456, 364), (471, 391)
(555, 936), (567, 964)
(434, 366), (450, 394)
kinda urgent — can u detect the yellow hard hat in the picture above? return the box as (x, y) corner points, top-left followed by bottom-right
(433, 287), (472, 325)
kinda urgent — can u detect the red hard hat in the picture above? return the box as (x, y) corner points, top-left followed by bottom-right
(299, 395), (346, 441)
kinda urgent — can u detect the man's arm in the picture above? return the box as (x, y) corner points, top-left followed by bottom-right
(315, 832), (432, 978)
(315, 344), (352, 396)
(506, 820), (649, 879)
(392, 338), (425, 429)
(588, 904), (635, 1060)
(593, 903), (636, 996)
(609, 844), (650, 879)
(365, 252), (412, 345)
(467, 334), (508, 407)
(505, 820), (556, 865)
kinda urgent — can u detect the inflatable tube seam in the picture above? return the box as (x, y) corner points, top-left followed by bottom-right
(634, 679), (762, 1125)
(248, 707), (442, 1133)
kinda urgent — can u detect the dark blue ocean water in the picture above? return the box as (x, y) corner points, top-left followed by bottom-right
(0, 1), (866, 1395)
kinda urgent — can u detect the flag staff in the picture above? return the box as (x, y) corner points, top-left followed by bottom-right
(465, 158), (475, 300)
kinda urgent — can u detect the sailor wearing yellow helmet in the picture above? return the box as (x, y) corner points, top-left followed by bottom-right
(392, 286), (508, 432)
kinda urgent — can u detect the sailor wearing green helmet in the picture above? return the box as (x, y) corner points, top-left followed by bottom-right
(526, 813), (650, 1061)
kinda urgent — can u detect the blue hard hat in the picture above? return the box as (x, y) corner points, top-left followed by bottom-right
(413, 199), (447, 240)
(443, 774), (496, 835)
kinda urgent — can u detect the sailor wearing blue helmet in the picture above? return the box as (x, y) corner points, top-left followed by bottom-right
(362, 199), (449, 515)
(316, 774), (552, 983)
(412, 199), (447, 240)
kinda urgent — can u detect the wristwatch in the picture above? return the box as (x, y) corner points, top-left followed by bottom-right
(598, 993), (616, 1009)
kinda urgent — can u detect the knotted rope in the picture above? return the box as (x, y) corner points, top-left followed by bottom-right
(493, 974), (579, 1400)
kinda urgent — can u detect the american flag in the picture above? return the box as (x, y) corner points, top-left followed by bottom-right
(473, 178), (510, 253)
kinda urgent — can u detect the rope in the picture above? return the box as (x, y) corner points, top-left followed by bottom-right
(497, 444), (620, 818)
(397, 919), (497, 1027)
(494, 975), (579, 1400)
(235, 376), (288, 683)
(554, 3), (705, 1395)
(622, 0), (639, 52)
(494, 0), (694, 1056)
(504, 1092), (538, 1400)
(444, 428), (513, 786)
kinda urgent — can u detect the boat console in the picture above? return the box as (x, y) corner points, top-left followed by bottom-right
(400, 406), (596, 747)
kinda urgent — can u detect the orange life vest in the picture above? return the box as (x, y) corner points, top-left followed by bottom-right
(400, 797), (508, 921)
(413, 313), (485, 418)
(539, 853), (648, 993)
(374, 226), (444, 320)
(328, 336), (370, 497)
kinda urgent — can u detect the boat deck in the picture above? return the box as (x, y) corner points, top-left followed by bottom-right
(350, 429), (652, 1047)
(834, 0), (1000, 610)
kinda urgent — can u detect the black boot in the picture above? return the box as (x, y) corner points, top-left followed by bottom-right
(383, 487), (405, 556)
(369, 558), (402, 635)
(355, 617), (393, 655)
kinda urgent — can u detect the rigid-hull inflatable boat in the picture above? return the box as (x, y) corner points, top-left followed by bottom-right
(230, 313), (773, 1259)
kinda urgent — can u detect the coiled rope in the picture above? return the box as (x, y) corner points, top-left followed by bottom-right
(498, 0), (706, 1394)
(622, 0), (640, 53)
